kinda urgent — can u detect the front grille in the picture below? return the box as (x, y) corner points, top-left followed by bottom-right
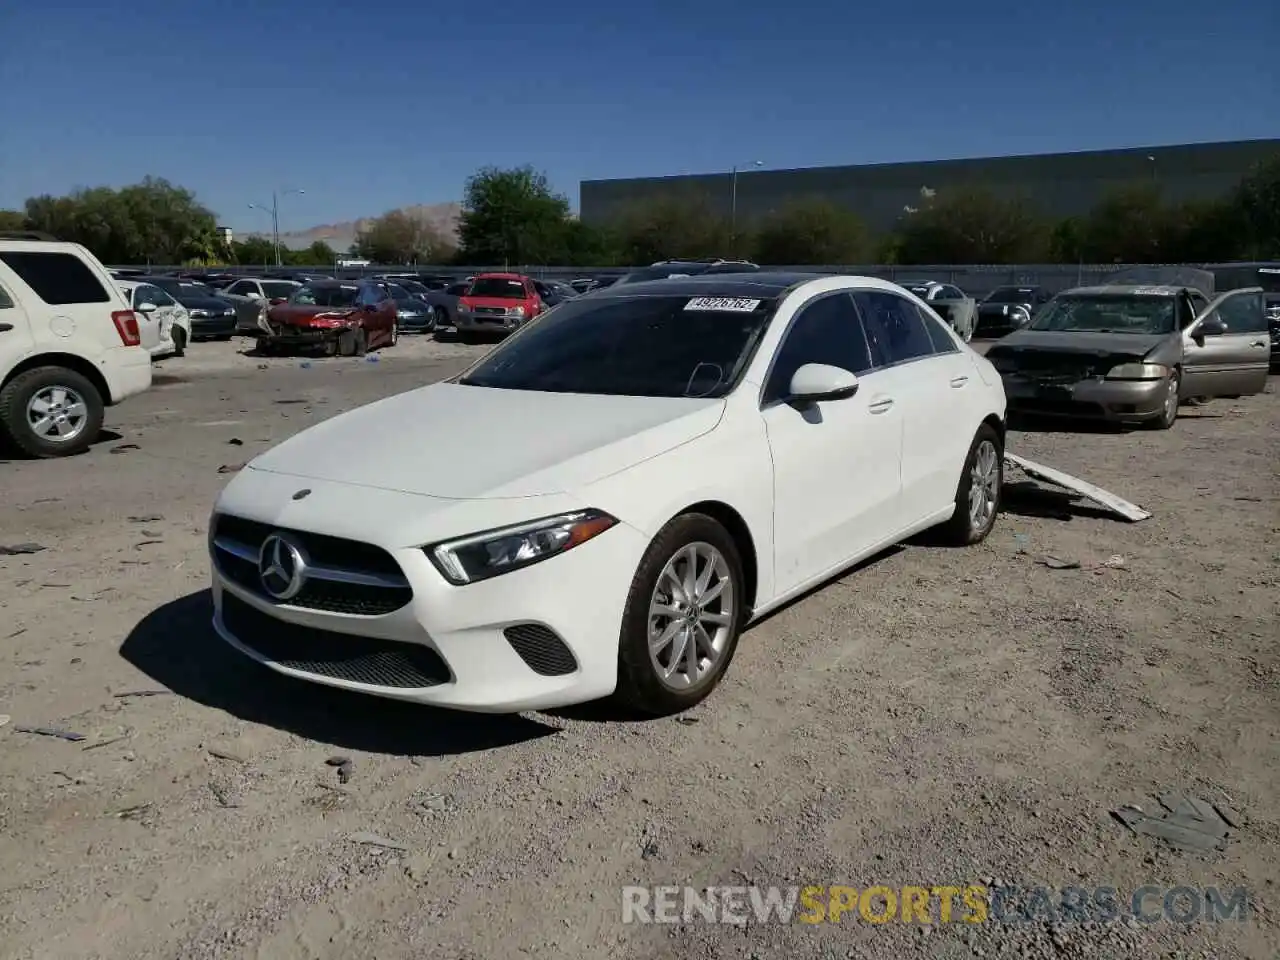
(1011, 398), (1106, 417)
(473, 306), (508, 316)
(503, 623), (577, 676)
(211, 514), (412, 615)
(999, 351), (1111, 380)
(221, 594), (450, 688)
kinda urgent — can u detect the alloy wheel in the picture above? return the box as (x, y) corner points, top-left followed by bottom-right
(26, 384), (89, 444)
(968, 439), (1000, 531)
(647, 542), (735, 691)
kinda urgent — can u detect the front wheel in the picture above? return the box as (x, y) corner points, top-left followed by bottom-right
(935, 424), (1002, 546)
(1147, 370), (1180, 430)
(0, 366), (105, 458)
(388, 321), (399, 347)
(615, 514), (746, 716)
(337, 327), (368, 357)
(171, 326), (187, 357)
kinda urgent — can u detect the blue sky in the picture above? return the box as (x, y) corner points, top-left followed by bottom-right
(3, 0), (1276, 233)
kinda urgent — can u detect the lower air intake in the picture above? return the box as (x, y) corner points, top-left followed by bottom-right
(503, 623), (577, 676)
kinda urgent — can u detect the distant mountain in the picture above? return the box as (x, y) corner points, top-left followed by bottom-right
(277, 202), (462, 252)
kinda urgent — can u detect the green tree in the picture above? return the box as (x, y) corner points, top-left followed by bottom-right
(457, 166), (572, 265)
(751, 199), (869, 265)
(610, 193), (730, 264)
(0, 210), (27, 231)
(354, 209), (449, 263)
(1078, 184), (1173, 263)
(894, 189), (1048, 264)
(1047, 216), (1085, 263)
(296, 240), (337, 265)
(232, 235), (277, 266)
(1160, 199), (1245, 262)
(1233, 154), (1280, 259)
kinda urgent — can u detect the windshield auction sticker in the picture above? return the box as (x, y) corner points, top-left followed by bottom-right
(685, 297), (761, 312)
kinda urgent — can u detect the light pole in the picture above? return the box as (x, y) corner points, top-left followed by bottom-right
(730, 160), (763, 248)
(249, 188), (305, 267)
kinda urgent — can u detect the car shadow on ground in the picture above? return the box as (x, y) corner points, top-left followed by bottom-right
(999, 480), (1117, 521)
(118, 590), (559, 757)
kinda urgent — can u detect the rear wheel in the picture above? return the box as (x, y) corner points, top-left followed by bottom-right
(935, 424), (1002, 546)
(615, 514), (746, 716)
(388, 321), (399, 347)
(0, 366), (104, 458)
(171, 326), (187, 357)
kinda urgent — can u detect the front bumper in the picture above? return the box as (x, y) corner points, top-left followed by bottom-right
(259, 323), (348, 347)
(208, 498), (647, 712)
(456, 312), (524, 334)
(1002, 375), (1167, 421)
(398, 314), (435, 332)
(190, 314), (238, 338)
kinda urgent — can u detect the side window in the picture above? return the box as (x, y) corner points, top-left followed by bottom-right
(915, 303), (960, 354)
(763, 293), (874, 404)
(357, 284), (382, 306)
(1179, 292), (1201, 330)
(151, 287), (177, 307)
(0, 283), (13, 308)
(0, 252), (110, 305)
(942, 286), (964, 300)
(135, 285), (160, 308)
(1218, 291), (1266, 333)
(227, 281), (249, 296)
(854, 290), (937, 365)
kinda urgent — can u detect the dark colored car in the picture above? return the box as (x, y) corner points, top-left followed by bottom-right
(140, 275), (237, 339)
(973, 285), (1051, 338)
(533, 279), (578, 307)
(1265, 294), (1280, 367)
(260, 280), (399, 356)
(612, 259), (760, 286)
(387, 283), (435, 333)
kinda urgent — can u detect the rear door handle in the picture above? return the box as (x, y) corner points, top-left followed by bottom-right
(868, 396), (894, 414)
(0, 323), (12, 332)
(950, 375), (969, 387)
(1250, 340), (1267, 348)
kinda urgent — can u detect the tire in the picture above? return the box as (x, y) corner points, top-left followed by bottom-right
(0, 366), (105, 459)
(215, 334), (233, 342)
(388, 321), (399, 347)
(614, 513), (747, 716)
(935, 424), (1003, 546)
(458, 330), (477, 345)
(171, 326), (187, 358)
(255, 337), (275, 356)
(434, 306), (448, 328)
(1147, 370), (1179, 430)
(337, 327), (368, 357)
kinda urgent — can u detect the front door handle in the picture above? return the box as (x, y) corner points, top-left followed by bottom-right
(950, 375), (969, 388)
(1250, 340), (1267, 348)
(868, 396), (894, 414)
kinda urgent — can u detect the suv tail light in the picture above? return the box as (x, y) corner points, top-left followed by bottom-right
(112, 309), (141, 346)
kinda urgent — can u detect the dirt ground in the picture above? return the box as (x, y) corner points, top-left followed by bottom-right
(0, 335), (1276, 960)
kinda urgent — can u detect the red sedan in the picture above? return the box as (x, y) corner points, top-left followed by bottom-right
(260, 280), (399, 356)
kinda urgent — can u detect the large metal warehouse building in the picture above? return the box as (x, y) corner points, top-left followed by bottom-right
(579, 139), (1280, 233)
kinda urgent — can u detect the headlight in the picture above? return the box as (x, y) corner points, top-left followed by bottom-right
(426, 509), (618, 585)
(190, 309), (209, 318)
(1105, 362), (1169, 380)
(457, 303), (471, 312)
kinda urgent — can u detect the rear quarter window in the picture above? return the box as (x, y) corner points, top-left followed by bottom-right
(0, 251), (111, 305)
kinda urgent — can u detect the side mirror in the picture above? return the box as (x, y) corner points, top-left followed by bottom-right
(1197, 317), (1227, 337)
(268, 297), (286, 305)
(787, 363), (860, 404)
(136, 301), (158, 313)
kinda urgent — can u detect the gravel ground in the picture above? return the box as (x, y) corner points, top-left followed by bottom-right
(0, 335), (1276, 960)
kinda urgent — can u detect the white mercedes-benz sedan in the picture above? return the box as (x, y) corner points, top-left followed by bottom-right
(209, 273), (1007, 715)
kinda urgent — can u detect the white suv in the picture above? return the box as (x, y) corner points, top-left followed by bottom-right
(0, 235), (152, 457)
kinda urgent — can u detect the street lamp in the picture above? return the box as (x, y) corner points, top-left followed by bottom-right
(730, 160), (763, 247)
(248, 188), (305, 266)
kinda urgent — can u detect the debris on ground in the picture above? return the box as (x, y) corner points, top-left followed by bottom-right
(127, 515), (164, 523)
(1111, 794), (1238, 852)
(348, 832), (407, 851)
(217, 463), (246, 474)
(1101, 555), (1127, 569)
(113, 689), (172, 698)
(1038, 555), (1081, 570)
(675, 716), (700, 725)
(109, 443), (140, 454)
(228, 438), (244, 446)
(14, 726), (86, 742)
(114, 802), (153, 821)
(1004, 452), (1152, 522)
(1012, 533), (1031, 553)
(326, 755), (354, 783)
(0, 714), (10, 729)
(207, 746), (247, 764)
(208, 783), (239, 808)
(134, 540), (164, 549)
(0, 543), (47, 556)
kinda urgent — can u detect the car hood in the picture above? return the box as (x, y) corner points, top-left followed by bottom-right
(461, 296), (526, 309)
(180, 296), (234, 311)
(246, 382), (726, 499)
(978, 301), (1032, 312)
(268, 304), (355, 324)
(986, 329), (1172, 360)
(394, 299), (424, 313)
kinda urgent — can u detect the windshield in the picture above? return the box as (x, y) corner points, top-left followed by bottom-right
(615, 265), (706, 285)
(1028, 294), (1176, 334)
(456, 294), (775, 398)
(261, 281), (298, 299)
(467, 278), (527, 299)
(289, 284), (359, 307)
(984, 287), (1038, 303)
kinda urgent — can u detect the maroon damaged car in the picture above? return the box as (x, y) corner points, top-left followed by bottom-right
(258, 280), (399, 356)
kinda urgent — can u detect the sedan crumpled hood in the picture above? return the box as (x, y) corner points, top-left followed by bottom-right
(268, 304), (354, 327)
(247, 382), (725, 499)
(180, 296), (234, 312)
(987, 329), (1172, 358)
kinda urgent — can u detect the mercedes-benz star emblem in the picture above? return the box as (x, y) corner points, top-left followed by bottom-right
(258, 533), (308, 601)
